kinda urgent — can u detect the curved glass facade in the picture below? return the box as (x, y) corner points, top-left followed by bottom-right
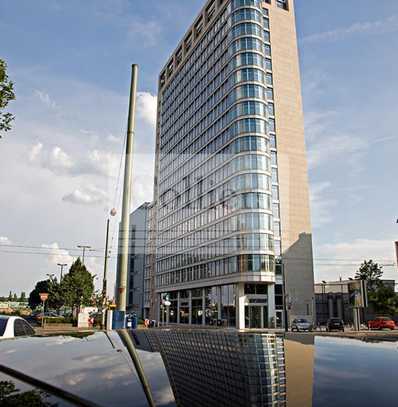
(156, 0), (275, 290)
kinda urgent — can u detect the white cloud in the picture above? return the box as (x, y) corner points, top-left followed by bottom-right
(137, 92), (157, 129)
(50, 146), (75, 171)
(0, 236), (12, 245)
(41, 242), (75, 267)
(29, 142), (43, 162)
(85, 150), (119, 178)
(62, 185), (108, 206)
(34, 89), (57, 109)
(28, 143), (119, 178)
(301, 15), (398, 44)
(315, 238), (398, 282)
(29, 143), (75, 174)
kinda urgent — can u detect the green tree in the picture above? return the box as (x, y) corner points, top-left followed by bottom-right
(368, 285), (398, 315)
(60, 258), (94, 313)
(355, 260), (383, 289)
(0, 59), (15, 136)
(0, 380), (56, 406)
(46, 275), (64, 311)
(28, 279), (63, 311)
(29, 280), (50, 309)
(355, 259), (398, 316)
(7, 291), (12, 301)
(19, 292), (26, 302)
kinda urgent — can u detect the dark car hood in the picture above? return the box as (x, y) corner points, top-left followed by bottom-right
(0, 331), (175, 407)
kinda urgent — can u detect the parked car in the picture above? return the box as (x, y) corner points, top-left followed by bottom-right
(368, 317), (396, 330)
(291, 318), (313, 332)
(0, 316), (35, 339)
(34, 311), (61, 322)
(326, 318), (345, 332)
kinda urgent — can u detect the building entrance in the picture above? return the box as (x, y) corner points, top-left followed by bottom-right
(245, 305), (268, 329)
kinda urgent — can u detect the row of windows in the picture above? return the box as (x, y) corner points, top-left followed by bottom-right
(156, 254), (275, 288)
(232, 37), (271, 55)
(158, 231), (274, 274)
(160, 135), (269, 202)
(160, 150), (270, 217)
(158, 192), (279, 250)
(160, 115), (268, 184)
(159, 172), (271, 234)
(159, 209), (273, 259)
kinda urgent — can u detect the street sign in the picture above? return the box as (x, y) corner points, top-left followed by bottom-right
(39, 293), (49, 302)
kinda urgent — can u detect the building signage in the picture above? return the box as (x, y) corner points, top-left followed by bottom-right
(348, 280), (368, 308)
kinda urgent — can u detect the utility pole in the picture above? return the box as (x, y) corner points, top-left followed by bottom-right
(77, 245), (91, 265)
(115, 64), (138, 324)
(57, 263), (67, 281)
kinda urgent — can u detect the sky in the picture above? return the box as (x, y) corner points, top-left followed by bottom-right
(0, 0), (397, 296)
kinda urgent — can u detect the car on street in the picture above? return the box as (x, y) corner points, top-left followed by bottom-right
(326, 318), (345, 332)
(367, 317), (396, 330)
(34, 311), (62, 322)
(291, 318), (313, 332)
(0, 315), (35, 339)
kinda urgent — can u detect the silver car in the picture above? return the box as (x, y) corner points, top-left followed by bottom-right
(291, 318), (313, 332)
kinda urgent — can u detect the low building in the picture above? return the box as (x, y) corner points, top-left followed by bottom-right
(314, 279), (396, 325)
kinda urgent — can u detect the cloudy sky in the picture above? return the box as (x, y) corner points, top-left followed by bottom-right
(1, 0), (397, 296)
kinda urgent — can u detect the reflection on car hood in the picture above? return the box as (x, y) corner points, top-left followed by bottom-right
(0, 331), (175, 407)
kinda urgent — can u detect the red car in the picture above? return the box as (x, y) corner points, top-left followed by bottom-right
(368, 317), (396, 330)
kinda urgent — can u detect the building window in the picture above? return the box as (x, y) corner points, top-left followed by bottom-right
(276, 0), (289, 10)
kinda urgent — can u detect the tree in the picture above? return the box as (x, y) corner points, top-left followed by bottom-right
(7, 291), (12, 301)
(28, 278), (63, 311)
(355, 260), (383, 288)
(368, 285), (398, 315)
(0, 59), (15, 136)
(19, 292), (26, 302)
(0, 380), (56, 406)
(60, 258), (94, 313)
(355, 259), (398, 316)
(28, 280), (50, 309)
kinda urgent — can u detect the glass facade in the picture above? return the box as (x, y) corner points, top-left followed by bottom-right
(155, 0), (284, 328)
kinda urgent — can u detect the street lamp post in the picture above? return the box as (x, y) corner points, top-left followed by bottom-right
(77, 245), (91, 265)
(57, 263), (67, 281)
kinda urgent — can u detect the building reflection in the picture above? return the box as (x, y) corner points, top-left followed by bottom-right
(132, 329), (314, 407)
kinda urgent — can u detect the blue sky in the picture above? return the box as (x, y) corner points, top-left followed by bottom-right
(1, 0), (397, 295)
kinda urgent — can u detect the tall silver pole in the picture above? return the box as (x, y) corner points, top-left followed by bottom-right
(116, 64), (138, 312)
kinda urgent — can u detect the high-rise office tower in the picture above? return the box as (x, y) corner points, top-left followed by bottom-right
(153, 0), (314, 329)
